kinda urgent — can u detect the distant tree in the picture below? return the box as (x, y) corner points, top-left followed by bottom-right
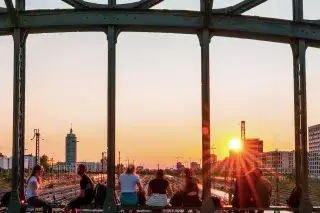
(40, 155), (49, 171)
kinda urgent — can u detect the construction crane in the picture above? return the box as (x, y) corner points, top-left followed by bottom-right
(31, 129), (44, 165)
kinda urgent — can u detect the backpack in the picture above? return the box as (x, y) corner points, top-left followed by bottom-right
(211, 196), (222, 209)
(137, 191), (146, 206)
(287, 186), (302, 208)
(0, 192), (11, 207)
(170, 191), (185, 206)
(94, 183), (107, 207)
(200, 196), (221, 213)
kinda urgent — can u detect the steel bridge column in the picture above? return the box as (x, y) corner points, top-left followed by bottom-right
(294, 40), (313, 213)
(8, 27), (27, 213)
(199, 0), (213, 199)
(292, 0), (303, 191)
(18, 31), (27, 202)
(292, 0), (312, 212)
(103, 25), (118, 213)
(199, 29), (212, 199)
(291, 43), (301, 187)
(17, 0), (27, 205)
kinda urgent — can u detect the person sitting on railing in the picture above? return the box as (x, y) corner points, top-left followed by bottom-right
(250, 168), (272, 213)
(182, 168), (202, 207)
(119, 164), (143, 206)
(170, 168), (201, 207)
(64, 164), (94, 213)
(25, 165), (53, 213)
(146, 169), (173, 207)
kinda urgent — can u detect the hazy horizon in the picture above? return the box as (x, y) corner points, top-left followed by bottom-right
(1, 0), (320, 168)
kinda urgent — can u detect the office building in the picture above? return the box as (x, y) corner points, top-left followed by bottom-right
(262, 150), (295, 174)
(242, 138), (263, 169)
(309, 124), (320, 177)
(0, 154), (10, 169)
(0, 154), (29, 170)
(65, 127), (78, 165)
(53, 162), (102, 173)
(25, 154), (35, 169)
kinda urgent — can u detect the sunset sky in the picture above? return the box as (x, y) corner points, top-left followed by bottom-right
(1, 0), (320, 169)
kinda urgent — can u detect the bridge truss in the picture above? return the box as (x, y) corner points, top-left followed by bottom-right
(0, 0), (318, 212)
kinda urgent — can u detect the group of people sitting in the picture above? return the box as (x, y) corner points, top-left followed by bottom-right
(5, 163), (274, 213)
(24, 164), (95, 213)
(23, 164), (202, 213)
(119, 164), (202, 207)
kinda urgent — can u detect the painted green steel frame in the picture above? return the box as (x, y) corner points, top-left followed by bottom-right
(2, 0), (317, 212)
(0, 10), (319, 47)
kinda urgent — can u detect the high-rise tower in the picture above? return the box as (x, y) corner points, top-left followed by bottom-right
(65, 126), (78, 165)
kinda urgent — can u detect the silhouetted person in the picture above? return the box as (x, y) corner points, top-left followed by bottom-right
(287, 186), (302, 213)
(65, 164), (94, 213)
(232, 174), (254, 213)
(170, 168), (201, 207)
(251, 168), (272, 213)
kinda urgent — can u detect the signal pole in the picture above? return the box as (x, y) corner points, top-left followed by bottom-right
(118, 151), (121, 175)
(275, 149), (280, 205)
(50, 154), (54, 184)
(31, 129), (44, 165)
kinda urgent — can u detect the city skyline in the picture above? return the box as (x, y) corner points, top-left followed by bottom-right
(1, 0), (320, 168)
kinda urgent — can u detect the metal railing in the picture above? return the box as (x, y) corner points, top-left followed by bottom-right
(2, 205), (320, 213)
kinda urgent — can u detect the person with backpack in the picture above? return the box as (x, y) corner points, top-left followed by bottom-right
(146, 169), (173, 207)
(119, 164), (143, 206)
(64, 164), (94, 213)
(25, 165), (52, 213)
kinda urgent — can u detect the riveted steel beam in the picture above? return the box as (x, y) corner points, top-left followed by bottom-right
(0, 9), (320, 47)
(61, 0), (90, 9)
(4, 0), (17, 25)
(213, 0), (268, 15)
(4, 0), (15, 12)
(61, 0), (164, 9)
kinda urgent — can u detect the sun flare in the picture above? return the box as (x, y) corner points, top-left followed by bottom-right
(228, 138), (242, 152)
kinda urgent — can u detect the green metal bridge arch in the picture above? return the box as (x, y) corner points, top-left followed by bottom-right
(0, 0), (317, 212)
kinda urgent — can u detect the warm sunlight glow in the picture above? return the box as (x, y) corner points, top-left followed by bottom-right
(228, 138), (242, 152)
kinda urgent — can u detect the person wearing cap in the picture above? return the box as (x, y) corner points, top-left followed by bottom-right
(119, 164), (143, 206)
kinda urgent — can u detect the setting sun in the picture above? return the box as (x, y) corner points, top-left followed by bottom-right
(228, 138), (242, 152)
